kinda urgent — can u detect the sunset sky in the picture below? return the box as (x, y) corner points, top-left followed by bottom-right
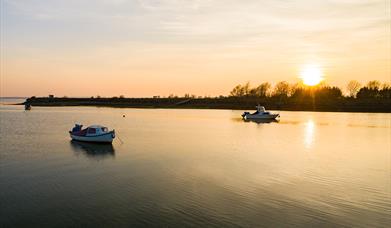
(1, 0), (390, 97)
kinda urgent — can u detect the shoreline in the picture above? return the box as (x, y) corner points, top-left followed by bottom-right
(17, 97), (391, 113)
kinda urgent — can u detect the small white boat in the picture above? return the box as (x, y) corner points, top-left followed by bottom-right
(242, 105), (280, 120)
(69, 124), (115, 143)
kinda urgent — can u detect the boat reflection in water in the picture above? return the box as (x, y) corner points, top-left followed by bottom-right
(70, 140), (115, 159)
(243, 118), (279, 124)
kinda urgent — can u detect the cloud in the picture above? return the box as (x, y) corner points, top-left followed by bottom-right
(136, 0), (208, 11)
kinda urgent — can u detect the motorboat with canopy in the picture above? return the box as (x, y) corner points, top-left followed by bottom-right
(242, 105), (280, 120)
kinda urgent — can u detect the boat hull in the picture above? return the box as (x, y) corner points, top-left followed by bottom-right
(70, 131), (115, 143)
(244, 114), (279, 120)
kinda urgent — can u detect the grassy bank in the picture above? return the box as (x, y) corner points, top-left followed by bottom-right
(21, 97), (391, 113)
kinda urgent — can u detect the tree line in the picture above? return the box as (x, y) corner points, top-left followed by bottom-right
(25, 79), (390, 112)
(229, 80), (391, 99)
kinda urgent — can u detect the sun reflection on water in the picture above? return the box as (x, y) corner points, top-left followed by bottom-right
(304, 119), (315, 149)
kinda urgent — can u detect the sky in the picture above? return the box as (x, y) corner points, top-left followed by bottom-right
(1, 0), (390, 97)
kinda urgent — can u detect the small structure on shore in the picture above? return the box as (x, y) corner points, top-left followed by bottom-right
(24, 103), (31, 110)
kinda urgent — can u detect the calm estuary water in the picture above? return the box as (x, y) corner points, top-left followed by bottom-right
(0, 103), (390, 227)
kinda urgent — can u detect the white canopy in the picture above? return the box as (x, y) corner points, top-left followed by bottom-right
(256, 105), (266, 113)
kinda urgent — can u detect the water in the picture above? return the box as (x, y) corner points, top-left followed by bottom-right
(1, 103), (390, 227)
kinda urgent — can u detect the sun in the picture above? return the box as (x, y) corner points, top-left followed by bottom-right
(300, 65), (324, 86)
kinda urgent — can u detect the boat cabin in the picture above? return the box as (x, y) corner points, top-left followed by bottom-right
(253, 105), (270, 115)
(86, 125), (109, 136)
(71, 124), (109, 136)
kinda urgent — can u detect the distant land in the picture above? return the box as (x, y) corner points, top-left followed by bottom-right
(14, 80), (391, 113)
(18, 96), (391, 113)
(0, 97), (28, 99)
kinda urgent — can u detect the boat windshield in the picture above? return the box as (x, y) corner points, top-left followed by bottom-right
(87, 128), (96, 134)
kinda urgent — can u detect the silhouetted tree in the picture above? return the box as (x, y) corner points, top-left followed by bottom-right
(316, 86), (343, 99)
(230, 82), (251, 97)
(346, 80), (361, 97)
(230, 84), (244, 97)
(356, 81), (383, 99)
(382, 83), (391, 90)
(367, 80), (381, 90)
(273, 81), (290, 97)
(228, 80), (390, 106)
(380, 83), (391, 99)
(291, 87), (308, 99)
(248, 88), (257, 97)
(242, 82), (251, 96)
(288, 83), (301, 97)
(357, 88), (376, 99)
(254, 82), (271, 97)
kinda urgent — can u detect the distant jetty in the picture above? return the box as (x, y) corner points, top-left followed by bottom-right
(19, 96), (391, 113)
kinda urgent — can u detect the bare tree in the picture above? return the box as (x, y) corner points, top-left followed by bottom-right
(230, 84), (244, 97)
(346, 80), (361, 97)
(254, 82), (271, 97)
(367, 80), (381, 90)
(249, 87), (258, 97)
(273, 81), (290, 97)
(230, 82), (251, 97)
(382, 82), (391, 90)
(288, 83), (301, 97)
(242, 82), (251, 96)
